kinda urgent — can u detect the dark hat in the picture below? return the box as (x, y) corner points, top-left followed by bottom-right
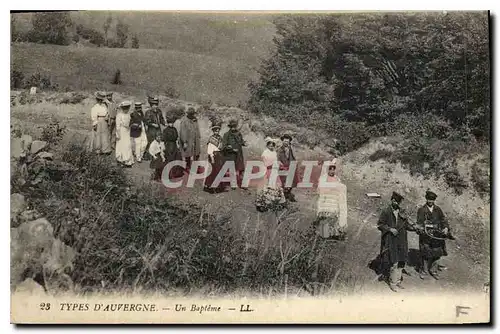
(280, 133), (293, 141)
(134, 102), (143, 108)
(391, 191), (404, 203)
(166, 115), (176, 124)
(187, 106), (196, 114)
(228, 119), (238, 128)
(425, 190), (437, 200)
(106, 92), (113, 99)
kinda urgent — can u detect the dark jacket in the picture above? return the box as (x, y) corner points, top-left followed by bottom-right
(377, 205), (416, 265)
(222, 130), (246, 171)
(417, 204), (449, 258)
(277, 145), (296, 167)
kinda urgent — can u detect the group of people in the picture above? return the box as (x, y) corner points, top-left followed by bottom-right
(88, 91), (453, 292)
(377, 190), (452, 292)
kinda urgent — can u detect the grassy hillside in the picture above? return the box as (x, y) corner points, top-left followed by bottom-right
(12, 11), (276, 66)
(11, 43), (259, 105)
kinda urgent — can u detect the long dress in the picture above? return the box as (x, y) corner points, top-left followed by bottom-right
(315, 175), (348, 239)
(162, 126), (184, 179)
(145, 108), (165, 159)
(130, 110), (148, 162)
(89, 103), (111, 154)
(204, 134), (225, 190)
(261, 148), (282, 189)
(115, 112), (134, 166)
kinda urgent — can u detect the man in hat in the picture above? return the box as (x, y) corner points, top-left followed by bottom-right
(89, 91), (112, 154)
(222, 119), (247, 189)
(145, 96), (165, 160)
(179, 107), (201, 173)
(416, 190), (450, 280)
(277, 133), (297, 202)
(130, 102), (148, 163)
(105, 92), (117, 149)
(377, 192), (419, 292)
(204, 120), (225, 193)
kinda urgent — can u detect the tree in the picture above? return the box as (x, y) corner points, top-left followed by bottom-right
(11, 15), (18, 42)
(30, 12), (73, 45)
(115, 21), (129, 48)
(131, 35), (139, 49)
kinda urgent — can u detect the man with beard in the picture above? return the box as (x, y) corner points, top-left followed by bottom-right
(377, 192), (420, 292)
(417, 190), (451, 280)
(179, 107), (201, 173)
(145, 96), (165, 160)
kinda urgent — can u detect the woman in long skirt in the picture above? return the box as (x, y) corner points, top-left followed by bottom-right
(89, 91), (111, 154)
(315, 159), (348, 240)
(115, 101), (135, 167)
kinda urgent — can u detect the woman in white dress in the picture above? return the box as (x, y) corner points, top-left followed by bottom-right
(115, 101), (135, 167)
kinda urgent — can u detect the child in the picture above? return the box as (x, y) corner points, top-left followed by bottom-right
(148, 133), (166, 181)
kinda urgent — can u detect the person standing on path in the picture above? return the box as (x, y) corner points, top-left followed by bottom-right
(162, 115), (184, 179)
(377, 192), (420, 292)
(416, 190), (451, 280)
(145, 96), (165, 160)
(148, 132), (166, 182)
(204, 120), (225, 193)
(178, 107), (201, 174)
(130, 102), (148, 163)
(115, 101), (135, 167)
(315, 159), (348, 240)
(89, 91), (112, 155)
(221, 119), (247, 189)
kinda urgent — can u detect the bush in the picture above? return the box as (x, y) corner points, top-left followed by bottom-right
(25, 72), (58, 90)
(164, 86), (180, 99)
(11, 69), (24, 89)
(41, 120), (67, 147)
(443, 168), (468, 195)
(76, 24), (105, 47)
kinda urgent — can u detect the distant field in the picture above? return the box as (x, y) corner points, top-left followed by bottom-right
(11, 43), (263, 105)
(11, 11), (277, 105)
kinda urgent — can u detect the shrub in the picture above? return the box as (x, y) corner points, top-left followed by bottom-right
(25, 72), (58, 90)
(368, 149), (393, 162)
(471, 159), (490, 198)
(76, 24), (105, 47)
(164, 86), (180, 99)
(41, 120), (67, 147)
(443, 167), (468, 195)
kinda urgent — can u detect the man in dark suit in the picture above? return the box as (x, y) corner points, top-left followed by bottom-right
(417, 190), (450, 280)
(377, 192), (420, 292)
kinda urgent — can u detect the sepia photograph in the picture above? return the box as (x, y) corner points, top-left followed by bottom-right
(9, 9), (491, 324)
